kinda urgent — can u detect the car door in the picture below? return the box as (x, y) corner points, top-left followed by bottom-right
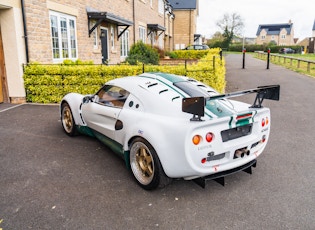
(82, 85), (129, 141)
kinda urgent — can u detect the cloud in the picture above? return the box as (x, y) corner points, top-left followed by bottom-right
(197, 0), (314, 38)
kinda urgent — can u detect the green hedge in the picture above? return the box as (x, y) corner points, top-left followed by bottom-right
(228, 44), (303, 53)
(23, 48), (225, 103)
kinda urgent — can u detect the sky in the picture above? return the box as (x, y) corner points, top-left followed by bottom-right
(197, 0), (315, 39)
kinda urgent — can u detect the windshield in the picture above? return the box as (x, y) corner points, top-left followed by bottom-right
(174, 81), (210, 97)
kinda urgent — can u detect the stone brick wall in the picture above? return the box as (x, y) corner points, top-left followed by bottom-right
(173, 9), (197, 49)
(24, 0), (51, 63)
(24, 0), (171, 64)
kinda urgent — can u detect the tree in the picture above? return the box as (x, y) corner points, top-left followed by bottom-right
(216, 13), (244, 49)
(207, 31), (224, 48)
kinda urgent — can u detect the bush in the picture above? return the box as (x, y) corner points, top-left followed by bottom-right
(126, 41), (159, 65)
(154, 46), (165, 58)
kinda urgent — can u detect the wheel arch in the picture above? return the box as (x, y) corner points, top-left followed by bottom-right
(124, 129), (178, 178)
(60, 93), (86, 126)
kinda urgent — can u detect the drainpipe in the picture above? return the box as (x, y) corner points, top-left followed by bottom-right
(133, 0), (136, 44)
(189, 9), (191, 45)
(21, 0), (29, 63)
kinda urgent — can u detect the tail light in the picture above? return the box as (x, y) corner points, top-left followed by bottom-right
(206, 132), (214, 142)
(192, 132), (215, 145)
(236, 112), (252, 120)
(192, 135), (202, 145)
(261, 118), (265, 127)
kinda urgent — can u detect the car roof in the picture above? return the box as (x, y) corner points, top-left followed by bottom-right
(105, 72), (225, 119)
(106, 73), (197, 116)
(107, 72), (188, 102)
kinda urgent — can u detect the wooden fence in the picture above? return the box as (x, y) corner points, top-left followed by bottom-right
(255, 51), (315, 74)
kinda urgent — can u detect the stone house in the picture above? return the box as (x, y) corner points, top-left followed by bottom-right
(168, 0), (199, 50)
(256, 21), (295, 46)
(0, 0), (175, 103)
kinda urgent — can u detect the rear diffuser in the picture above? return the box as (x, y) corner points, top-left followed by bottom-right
(193, 160), (257, 188)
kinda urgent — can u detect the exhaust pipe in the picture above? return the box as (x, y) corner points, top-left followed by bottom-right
(235, 149), (245, 158)
(234, 149), (250, 158)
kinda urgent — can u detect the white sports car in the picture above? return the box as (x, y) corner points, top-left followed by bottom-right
(60, 72), (279, 190)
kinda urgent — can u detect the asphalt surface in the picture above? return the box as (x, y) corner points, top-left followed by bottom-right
(0, 54), (314, 229)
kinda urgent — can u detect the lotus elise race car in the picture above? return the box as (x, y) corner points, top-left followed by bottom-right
(60, 72), (279, 190)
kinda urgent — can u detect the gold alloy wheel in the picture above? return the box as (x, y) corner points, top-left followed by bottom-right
(62, 106), (73, 134)
(137, 147), (153, 177)
(130, 141), (155, 185)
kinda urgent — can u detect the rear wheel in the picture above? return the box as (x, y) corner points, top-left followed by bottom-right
(129, 137), (171, 190)
(61, 102), (76, 136)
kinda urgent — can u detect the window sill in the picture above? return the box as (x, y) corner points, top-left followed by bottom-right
(93, 49), (101, 54)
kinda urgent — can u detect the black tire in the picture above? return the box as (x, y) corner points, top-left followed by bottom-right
(129, 137), (172, 190)
(61, 102), (77, 136)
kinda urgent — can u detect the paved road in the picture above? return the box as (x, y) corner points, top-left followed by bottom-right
(0, 54), (314, 229)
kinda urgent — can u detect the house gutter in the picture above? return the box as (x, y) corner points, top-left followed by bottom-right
(21, 0), (29, 63)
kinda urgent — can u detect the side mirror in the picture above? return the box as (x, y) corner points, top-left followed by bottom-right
(82, 96), (92, 104)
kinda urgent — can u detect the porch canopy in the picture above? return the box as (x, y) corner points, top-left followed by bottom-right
(87, 10), (133, 39)
(194, 34), (201, 42)
(147, 24), (166, 37)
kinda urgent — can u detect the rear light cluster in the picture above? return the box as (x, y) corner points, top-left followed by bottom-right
(192, 132), (214, 145)
(261, 116), (269, 127)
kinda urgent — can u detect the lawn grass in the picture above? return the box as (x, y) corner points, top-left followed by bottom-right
(253, 52), (315, 78)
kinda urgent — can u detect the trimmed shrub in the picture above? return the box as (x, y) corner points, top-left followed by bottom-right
(23, 48), (225, 103)
(125, 41), (159, 65)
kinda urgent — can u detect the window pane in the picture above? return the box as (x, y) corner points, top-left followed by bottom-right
(158, 0), (164, 14)
(69, 19), (77, 58)
(60, 17), (69, 58)
(50, 15), (60, 59)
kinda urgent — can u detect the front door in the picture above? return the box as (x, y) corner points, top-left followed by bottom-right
(100, 28), (109, 64)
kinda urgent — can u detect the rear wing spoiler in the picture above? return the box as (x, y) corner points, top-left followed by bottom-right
(182, 85), (280, 121)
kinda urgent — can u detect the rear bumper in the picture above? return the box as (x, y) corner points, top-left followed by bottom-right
(193, 159), (257, 188)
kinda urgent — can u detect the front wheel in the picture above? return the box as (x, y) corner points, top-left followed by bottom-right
(129, 138), (171, 190)
(61, 102), (76, 136)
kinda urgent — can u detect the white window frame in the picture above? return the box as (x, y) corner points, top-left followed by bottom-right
(139, 26), (146, 43)
(158, 34), (163, 48)
(281, 34), (286, 39)
(261, 35), (265, 40)
(49, 11), (78, 62)
(150, 0), (153, 8)
(158, 0), (164, 14)
(111, 26), (115, 50)
(120, 29), (129, 57)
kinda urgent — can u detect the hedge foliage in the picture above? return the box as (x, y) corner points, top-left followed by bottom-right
(23, 48), (225, 103)
(228, 44), (303, 53)
(168, 49), (211, 59)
